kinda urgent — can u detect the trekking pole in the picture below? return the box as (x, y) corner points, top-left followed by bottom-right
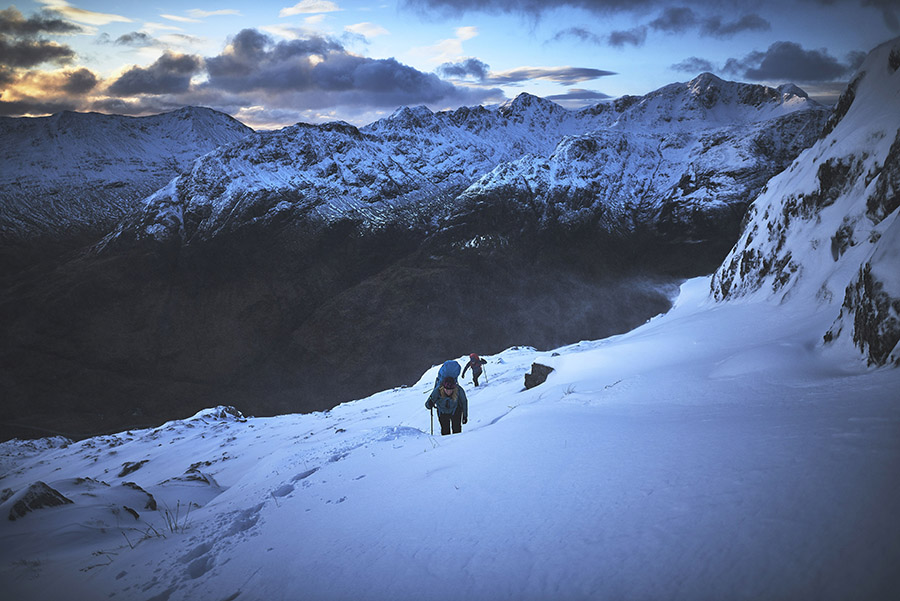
(483, 364), (489, 384)
(430, 406), (434, 435)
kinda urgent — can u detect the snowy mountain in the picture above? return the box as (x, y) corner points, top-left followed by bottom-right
(1, 41), (898, 600)
(0, 107), (252, 268)
(111, 74), (825, 253)
(711, 38), (900, 366)
(0, 75), (828, 442)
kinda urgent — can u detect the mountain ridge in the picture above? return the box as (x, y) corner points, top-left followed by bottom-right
(0, 73), (832, 441)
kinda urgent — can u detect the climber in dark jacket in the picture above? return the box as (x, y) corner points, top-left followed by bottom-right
(425, 376), (468, 435)
(462, 353), (487, 386)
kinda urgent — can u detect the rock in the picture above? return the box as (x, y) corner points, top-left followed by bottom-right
(6, 481), (73, 521)
(524, 363), (554, 389)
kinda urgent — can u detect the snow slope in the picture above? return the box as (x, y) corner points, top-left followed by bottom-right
(0, 276), (897, 601)
(712, 37), (900, 366)
(0, 107), (252, 243)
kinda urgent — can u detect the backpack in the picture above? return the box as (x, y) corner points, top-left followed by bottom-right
(437, 360), (461, 382)
(434, 360), (461, 392)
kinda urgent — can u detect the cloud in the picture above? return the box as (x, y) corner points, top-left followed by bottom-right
(279, 1), (342, 17)
(607, 26), (647, 47)
(487, 65), (615, 85)
(0, 65), (101, 115)
(402, 0), (655, 17)
(671, 56), (716, 74)
(544, 87), (611, 106)
(701, 14), (769, 37)
(37, 0), (132, 26)
(161, 14), (203, 24)
(438, 57), (615, 88)
(648, 6), (697, 32)
(202, 28), (502, 112)
(437, 57), (490, 80)
(405, 0), (898, 31)
(107, 51), (203, 96)
(723, 41), (856, 83)
(100, 31), (159, 47)
(0, 65), (14, 85)
(551, 27), (604, 45)
(187, 9), (242, 18)
(649, 7), (769, 37)
(61, 66), (98, 94)
(0, 6), (83, 36)
(0, 95), (81, 116)
(413, 26), (479, 63)
(345, 22), (390, 38)
(0, 37), (76, 68)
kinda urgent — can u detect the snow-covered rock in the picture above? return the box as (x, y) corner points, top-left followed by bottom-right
(4, 481), (73, 521)
(711, 37), (900, 366)
(0, 107), (252, 252)
(106, 75), (825, 251)
(456, 75), (829, 260)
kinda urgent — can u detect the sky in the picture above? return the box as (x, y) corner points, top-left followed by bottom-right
(0, 1), (896, 129)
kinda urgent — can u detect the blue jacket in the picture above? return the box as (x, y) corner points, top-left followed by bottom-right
(425, 385), (468, 420)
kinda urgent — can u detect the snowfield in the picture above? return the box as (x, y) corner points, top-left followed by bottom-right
(1, 277), (898, 601)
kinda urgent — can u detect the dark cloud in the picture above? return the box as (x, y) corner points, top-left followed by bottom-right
(701, 14), (770, 36)
(0, 7), (82, 36)
(204, 29), (342, 91)
(0, 95), (81, 116)
(107, 52), (203, 96)
(0, 37), (75, 68)
(671, 57), (717, 74)
(203, 29), (502, 110)
(61, 68), (99, 95)
(649, 7), (770, 37)
(89, 96), (184, 116)
(607, 27), (648, 47)
(723, 41), (855, 83)
(437, 57), (490, 80)
(649, 6), (697, 32)
(111, 32), (158, 47)
(402, 0), (655, 17)
(0, 65), (14, 85)
(549, 6), (768, 49)
(551, 27), (604, 45)
(407, 0), (898, 31)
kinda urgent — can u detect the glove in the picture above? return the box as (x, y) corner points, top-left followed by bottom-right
(425, 400), (433, 410)
(462, 417), (467, 425)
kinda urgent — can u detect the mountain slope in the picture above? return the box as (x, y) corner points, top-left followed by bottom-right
(0, 76), (828, 441)
(711, 37), (900, 366)
(0, 277), (897, 601)
(0, 107), (253, 269)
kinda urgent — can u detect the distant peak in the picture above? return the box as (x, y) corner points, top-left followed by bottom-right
(499, 93), (564, 117)
(382, 105), (435, 128)
(777, 83), (809, 99)
(389, 105), (433, 119)
(688, 72), (726, 90)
